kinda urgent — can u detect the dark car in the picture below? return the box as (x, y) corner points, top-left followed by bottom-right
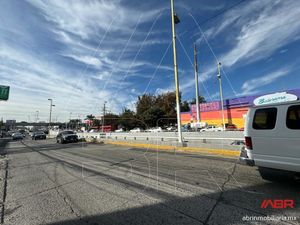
(56, 131), (78, 144)
(32, 131), (46, 140)
(12, 132), (24, 140)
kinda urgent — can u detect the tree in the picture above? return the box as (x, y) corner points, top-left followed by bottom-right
(190, 96), (206, 104)
(118, 108), (140, 131)
(103, 113), (119, 127)
(85, 114), (95, 120)
(142, 106), (166, 128)
(136, 94), (155, 116)
(180, 100), (190, 112)
(68, 119), (81, 130)
(155, 92), (177, 118)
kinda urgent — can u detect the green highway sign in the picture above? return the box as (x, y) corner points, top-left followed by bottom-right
(0, 85), (10, 100)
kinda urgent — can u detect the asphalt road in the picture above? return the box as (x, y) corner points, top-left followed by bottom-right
(1, 138), (299, 225)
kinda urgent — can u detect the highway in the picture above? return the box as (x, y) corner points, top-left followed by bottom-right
(0, 138), (299, 225)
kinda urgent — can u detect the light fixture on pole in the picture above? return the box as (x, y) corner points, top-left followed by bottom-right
(217, 62), (226, 131)
(170, 0), (183, 143)
(48, 99), (55, 128)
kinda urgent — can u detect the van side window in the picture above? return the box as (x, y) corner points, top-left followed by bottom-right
(286, 105), (300, 129)
(253, 108), (277, 130)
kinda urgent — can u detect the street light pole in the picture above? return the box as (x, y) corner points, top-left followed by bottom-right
(194, 43), (200, 123)
(69, 112), (72, 129)
(170, 0), (183, 143)
(48, 99), (55, 128)
(102, 101), (107, 133)
(217, 63), (226, 131)
(35, 111), (39, 123)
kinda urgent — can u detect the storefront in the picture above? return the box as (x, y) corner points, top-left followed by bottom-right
(181, 89), (300, 129)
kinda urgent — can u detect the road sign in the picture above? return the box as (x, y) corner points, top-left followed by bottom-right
(0, 85), (10, 100)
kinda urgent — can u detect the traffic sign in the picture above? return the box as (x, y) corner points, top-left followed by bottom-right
(0, 85), (10, 100)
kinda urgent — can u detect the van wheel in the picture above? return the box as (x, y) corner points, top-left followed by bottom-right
(258, 167), (294, 182)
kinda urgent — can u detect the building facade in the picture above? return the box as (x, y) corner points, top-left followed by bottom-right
(181, 89), (300, 129)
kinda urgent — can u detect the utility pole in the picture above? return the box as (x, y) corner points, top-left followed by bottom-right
(217, 62), (226, 131)
(102, 101), (107, 133)
(35, 111), (39, 123)
(170, 0), (183, 143)
(69, 112), (72, 129)
(48, 99), (55, 128)
(194, 43), (200, 123)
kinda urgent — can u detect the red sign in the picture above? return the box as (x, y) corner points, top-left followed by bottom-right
(261, 199), (294, 209)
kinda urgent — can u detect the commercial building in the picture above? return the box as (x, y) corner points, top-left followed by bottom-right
(181, 89), (300, 129)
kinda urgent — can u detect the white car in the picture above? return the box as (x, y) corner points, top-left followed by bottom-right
(166, 126), (177, 132)
(129, 128), (142, 133)
(148, 127), (163, 133)
(115, 128), (124, 133)
(201, 125), (223, 132)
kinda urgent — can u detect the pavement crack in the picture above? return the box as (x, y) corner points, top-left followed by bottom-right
(203, 161), (238, 225)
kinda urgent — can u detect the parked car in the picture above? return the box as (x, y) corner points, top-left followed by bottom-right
(56, 131), (78, 144)
(148, 127), (163, 133)
(32, 131), (46, 140)
(240, 98), (300, 181)
(201, 125), (223, 132)
(166, 126), (177, 132)
(225, 124), (237, 131)
(12, 132), (24, 140)
(129, 128), (142, 133)
(190, 122), (207, 131)
(230, 140), (245, 146)
(115, 128), (124, 133)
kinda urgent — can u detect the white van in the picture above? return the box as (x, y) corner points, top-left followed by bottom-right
(240, 97), (300, 180)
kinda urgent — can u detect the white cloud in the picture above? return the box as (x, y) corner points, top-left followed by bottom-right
(63, 54), (103, 68)
(0, 45), (135, 121)
(241, 68), (290, 95)
(216, 0), (300, 67)
(27, 0), (161, 39)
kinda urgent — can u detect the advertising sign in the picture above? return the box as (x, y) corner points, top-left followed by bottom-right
(253, 92), (298, 106)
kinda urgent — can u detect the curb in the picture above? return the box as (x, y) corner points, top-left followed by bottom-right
(0, 159), (8, 224)
(103, 140), (240, 158)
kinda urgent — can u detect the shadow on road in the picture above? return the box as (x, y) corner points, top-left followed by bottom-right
(5, 141), (87, 155)
(44, 180), (299, 225)
(0, 138), (10, 156)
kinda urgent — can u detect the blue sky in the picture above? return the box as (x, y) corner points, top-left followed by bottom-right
(1, 0), (300, 122)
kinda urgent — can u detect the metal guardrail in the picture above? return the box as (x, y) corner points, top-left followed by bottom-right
(76, 132), (244, 142)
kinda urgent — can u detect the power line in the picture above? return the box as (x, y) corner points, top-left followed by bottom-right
(179, 0), (249, 38)
(197, 0), (248, 27)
